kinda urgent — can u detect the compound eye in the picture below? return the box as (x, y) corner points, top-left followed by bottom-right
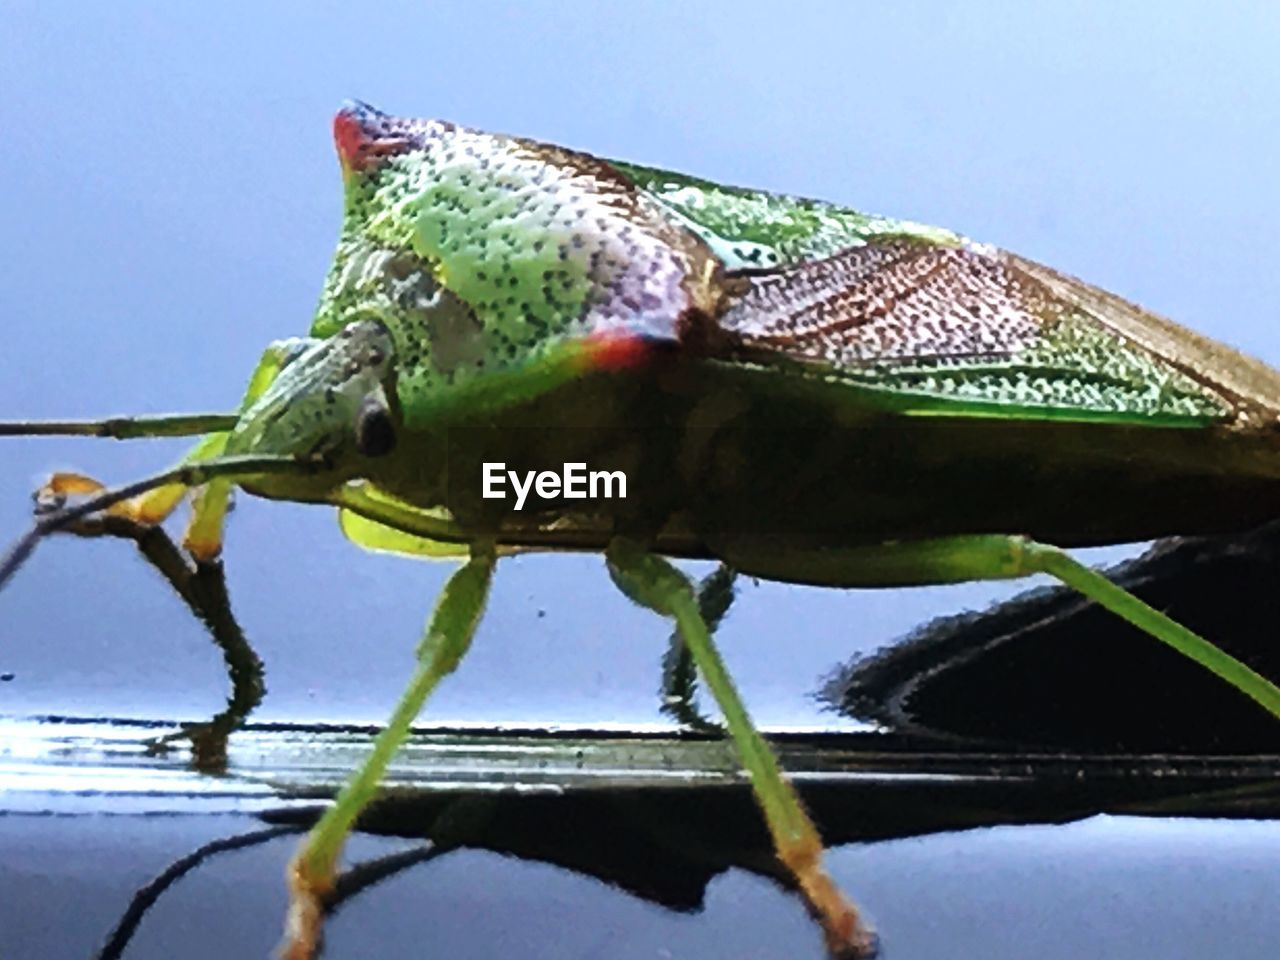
(355, 395), (396, 457)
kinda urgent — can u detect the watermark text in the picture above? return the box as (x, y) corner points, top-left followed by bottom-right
(481, 462), (627, 511)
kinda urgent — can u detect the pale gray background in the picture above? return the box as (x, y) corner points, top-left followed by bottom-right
(1, 3), (1277, 730)
(4, 5), (1280, 960)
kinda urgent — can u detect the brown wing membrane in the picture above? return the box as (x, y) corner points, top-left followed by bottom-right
(719, 239), (1051, 365)
(715, 238), (1261, 425)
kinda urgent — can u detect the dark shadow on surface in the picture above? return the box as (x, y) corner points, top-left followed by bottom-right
(260, 731), (1280, 929)
(829, 521), (1280, 752)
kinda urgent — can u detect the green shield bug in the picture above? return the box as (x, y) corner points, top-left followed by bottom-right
(5, 101), (1280, 958)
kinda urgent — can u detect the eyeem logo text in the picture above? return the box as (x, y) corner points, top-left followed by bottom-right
(482, 462), (627, 511)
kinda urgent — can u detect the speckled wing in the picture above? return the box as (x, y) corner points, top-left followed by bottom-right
(719, 239), (1244, 425)
(620, 162), (1271, 427)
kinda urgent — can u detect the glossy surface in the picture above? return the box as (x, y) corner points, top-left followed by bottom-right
(4, 717), (1280, 960)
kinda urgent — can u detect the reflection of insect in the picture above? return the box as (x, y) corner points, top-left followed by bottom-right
(4, 100), (1280, 959)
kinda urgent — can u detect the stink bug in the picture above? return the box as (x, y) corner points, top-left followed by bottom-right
(5, 101), (1280, 958)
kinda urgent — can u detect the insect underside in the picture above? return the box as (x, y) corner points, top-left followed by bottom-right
(5, 100), (1280, 960)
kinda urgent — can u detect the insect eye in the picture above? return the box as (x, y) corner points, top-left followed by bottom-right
(355, 395), (396, 457)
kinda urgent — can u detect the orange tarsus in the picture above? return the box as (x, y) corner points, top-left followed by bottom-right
(280, 855), (336, 960)
(38, 472), (182, 525)
(780, 836), (878, 959)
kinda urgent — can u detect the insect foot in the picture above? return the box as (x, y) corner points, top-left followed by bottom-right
(281, 855), (330, 960)
(783, 843), (880, 959)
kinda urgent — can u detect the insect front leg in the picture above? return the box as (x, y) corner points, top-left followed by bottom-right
(34, 337), (312, 560)
(606, 539), (877, 960)
(34, 446), (213, 554)
(712, 534), (1280, 724)
(282, 544), (496, 960)
(36, 429), (227, 538)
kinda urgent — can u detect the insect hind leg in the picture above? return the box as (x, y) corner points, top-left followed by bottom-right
(713, 533), (1280, 724)
(606, 539), (877, 960)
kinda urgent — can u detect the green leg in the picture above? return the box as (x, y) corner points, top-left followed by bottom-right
(661, 563), (737, 732)
(181, 339), (314, 558)
(281, 546), (496, 960)
(717, 534), (1280, 722)
(606, 540), (877, 960)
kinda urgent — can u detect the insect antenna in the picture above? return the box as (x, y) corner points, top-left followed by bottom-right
(0, 453), (327, 593)
(0, 412), (240, 439)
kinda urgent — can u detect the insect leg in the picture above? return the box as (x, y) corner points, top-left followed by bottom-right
(1017, 538), (1280, 719)
(175, 341), (314, 557)
(605, 539), (877, 960)
(712, 535), (1280, 724)
(23, 339), (310, 556)
(282, 544), (496, 960)
(661, 562), (736, 731)
(0, 453), (325, 593)
(30, 430), (228, 535)
(31, 507), (262, 766)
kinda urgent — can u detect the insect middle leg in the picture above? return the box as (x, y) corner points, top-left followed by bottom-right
(606, 539), (877, 960)
(281, 544), (496, 960)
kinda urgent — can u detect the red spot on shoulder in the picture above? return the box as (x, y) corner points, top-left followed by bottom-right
(333, 111), (368, 172)
(583, 332), (654, 371)
(332, 102), (417, 175)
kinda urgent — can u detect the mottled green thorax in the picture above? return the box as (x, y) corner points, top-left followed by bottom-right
(612, 161), (961, 268)
(312, 102), (723, 428)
